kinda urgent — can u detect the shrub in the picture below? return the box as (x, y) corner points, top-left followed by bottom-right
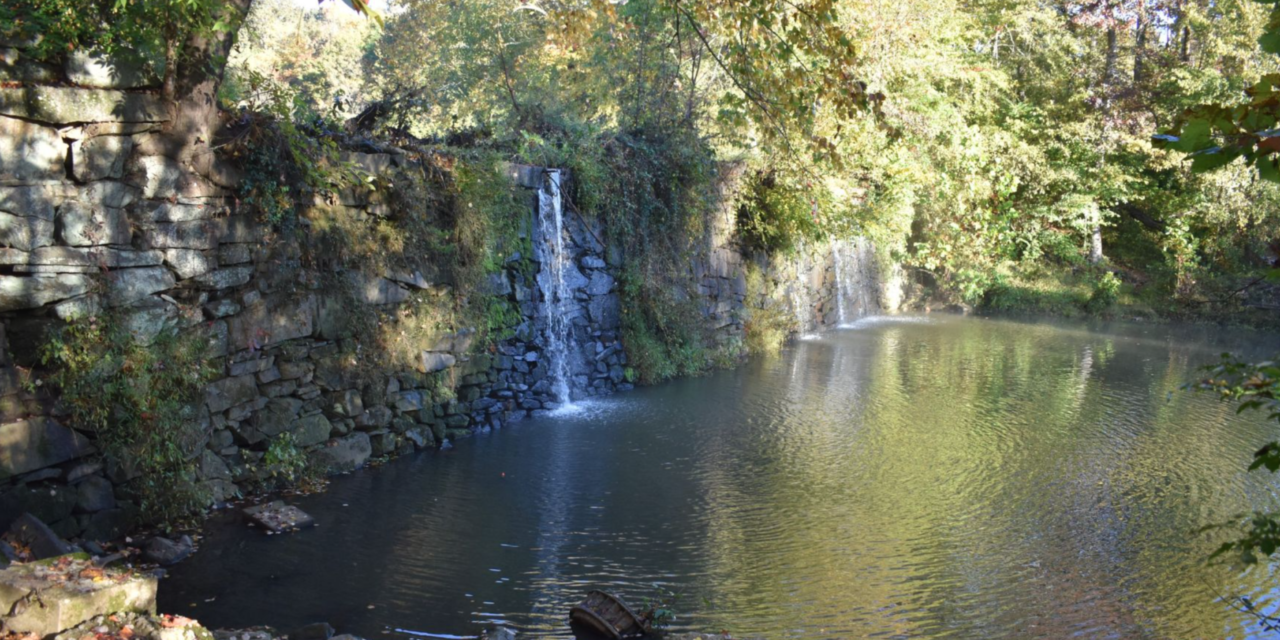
(36, 315), (217, 528)
(1088, 271), (1122, 313)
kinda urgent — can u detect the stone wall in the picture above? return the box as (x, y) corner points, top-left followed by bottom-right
(0, 56), (891, 545)
(0, 53), (632, 542)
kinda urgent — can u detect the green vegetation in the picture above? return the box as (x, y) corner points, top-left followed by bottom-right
(35, 315), (217, 528)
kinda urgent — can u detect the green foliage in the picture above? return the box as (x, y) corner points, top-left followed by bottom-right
(737, 170), (822, 254)
(222, 71), (365, 229)
(258, 432), (321, 491)
(35, 315), (217, 529)
(1087, 271), (1123, 313)
(2, 0), (233, 80)
(742, 263), (791, 356)
(1188, 354), (1280, 565)
(618, 266), (713, 385)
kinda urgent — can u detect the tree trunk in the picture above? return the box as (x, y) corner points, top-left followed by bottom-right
(140, 0), (256, 177)
(1090, 26), (1118, 266)
(1134, 4), (1147, 83)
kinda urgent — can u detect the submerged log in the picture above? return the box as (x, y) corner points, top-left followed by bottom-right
(568, 590), (650, 639)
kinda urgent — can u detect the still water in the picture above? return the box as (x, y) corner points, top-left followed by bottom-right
(162, 315), (1280, 639)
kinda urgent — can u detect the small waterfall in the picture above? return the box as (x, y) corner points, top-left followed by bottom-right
(832, 240), (848, 325)
(832, 238), (881, 325)
(536, 170), (575, 405)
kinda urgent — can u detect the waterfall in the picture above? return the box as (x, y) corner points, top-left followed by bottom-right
(832, 238), (881, 325)
(833, 240), (848, 325)
(536, 170), (575, 406)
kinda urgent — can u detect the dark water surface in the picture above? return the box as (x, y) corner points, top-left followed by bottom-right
(162, 315), (1280, 639)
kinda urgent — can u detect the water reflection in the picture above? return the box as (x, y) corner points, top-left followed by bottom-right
(163, 315), (1280, 639)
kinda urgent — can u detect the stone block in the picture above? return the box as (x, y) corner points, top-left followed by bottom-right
(0, 555), (157, 638)
(143, 219), (228, 250)
(292, 414), (332, 447)
(147, 201), (222, 223)
(104, 267), (175, 307)
(0, 87), (167, 124)
(0, 48), (57, 83)
(0, 116), (65, 184)
(243, 501), (315, 534)
(205, 375), (259, 414)
(0, 246), (162, 268)
(346, 271), (410, 306)
(226, 294), (316, 351)
(0, 418), (92, 480)
(0, 185), (62, 221)
(586, 271), (614, 295)
(65, 49), (160, 89)
(218, 243), (253, 265)
(71, 134), (134, 181)
(419, 352), (456, 374)
(316, 432), (371, 472)
(0, 210), (54, 251)
(74, 476), (116, 513)
(250, 397), (302, 439)
(164, 248), (216, 280)
(57, 202), (131, 246)
(192, 265), (253, 290)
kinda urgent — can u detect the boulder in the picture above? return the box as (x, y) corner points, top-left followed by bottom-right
(6, 513), (75, 559)
(0, 48), (57, 83)
(79, 508), (133, 543)
(0, 486), (78, 531)
(0, 418), (93, 479)
(144, 219), (228, 250)
(0, 184), (62, 221)
(585, 271), (614, 295)
(143, 535), (193, 565)
(346, 272), (410, 306)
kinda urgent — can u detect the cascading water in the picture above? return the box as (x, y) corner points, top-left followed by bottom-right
(535, 170), (575, 406)
(832, 238), (881, 325)
(833, 239), (849, 325)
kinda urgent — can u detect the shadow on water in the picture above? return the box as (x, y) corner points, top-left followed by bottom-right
(162, 315), (1280, 639)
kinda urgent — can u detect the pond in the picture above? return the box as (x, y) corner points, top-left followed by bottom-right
(161, 315), (1280, 639)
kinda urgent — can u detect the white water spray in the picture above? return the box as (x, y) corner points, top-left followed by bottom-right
(536, 170), (575, 406)
(833, 238), (881, 325)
